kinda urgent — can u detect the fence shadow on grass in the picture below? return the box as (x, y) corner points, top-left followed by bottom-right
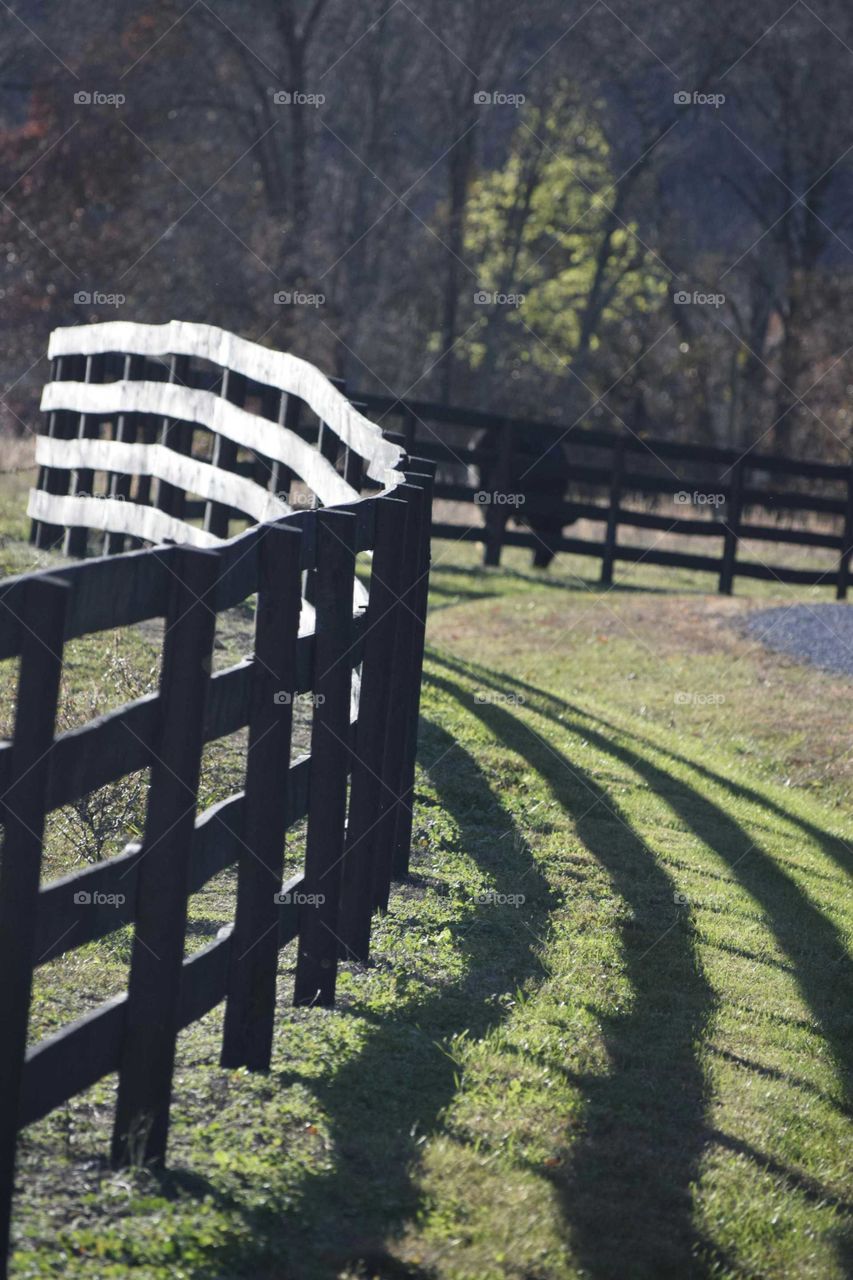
(638, 737), (853, 881)
(24, 652), (849, 1278)
(430, 558), (691, 596)
(432, 652), (853, 1269)
(173, 707), (556, 1278)
(13, 699), (553, 1279)
(426, 580), (501, 613)
(436, 655), (853, 1100)
(428, 663), (721, 1279)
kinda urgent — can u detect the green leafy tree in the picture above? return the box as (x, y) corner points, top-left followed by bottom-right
(460, 93), (668, 391)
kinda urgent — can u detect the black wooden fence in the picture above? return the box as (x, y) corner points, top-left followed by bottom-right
(359, 393), (853, 598)
(0, 322), (434, 1277)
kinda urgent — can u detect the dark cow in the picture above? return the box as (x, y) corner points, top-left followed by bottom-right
(476, 428), (574, 568)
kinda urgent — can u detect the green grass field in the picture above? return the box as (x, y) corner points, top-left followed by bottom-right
(3, 483), (853, 1279)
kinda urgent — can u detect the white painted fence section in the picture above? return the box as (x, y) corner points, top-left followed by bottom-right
(30, 320), (405, 630)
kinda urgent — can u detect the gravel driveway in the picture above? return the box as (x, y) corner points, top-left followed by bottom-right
(743, 603), (853, 677)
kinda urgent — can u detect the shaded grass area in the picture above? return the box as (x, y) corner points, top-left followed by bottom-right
(424, 653), (852, 1276)
(3, 534), (853, 1277)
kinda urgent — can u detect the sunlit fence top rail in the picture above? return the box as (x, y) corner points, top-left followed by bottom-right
(362, 392), (853, 598)
(30, 319), (404, 559)
(2, 322), (435, 1280)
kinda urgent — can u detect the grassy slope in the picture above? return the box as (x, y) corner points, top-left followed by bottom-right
(4, 513), (852, 1279)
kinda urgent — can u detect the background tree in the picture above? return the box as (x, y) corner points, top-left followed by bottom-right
(0, 0), (851, 461)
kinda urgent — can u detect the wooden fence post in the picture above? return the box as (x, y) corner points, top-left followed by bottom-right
(155, 354), (192, 522)
(836, 463), (853, 600)
(0, 576), (69, 1273)
(483, 420), (514, 567)
(106, 353), (147, 555)
(260, 388), (300, 502)
(343, 401), (366, 492)
(133, 358), (163, 514)
(392, 465), (435, 879)
(317, 381), (343, 477)
(221, 524), (303, 1069)
(600, 433), (625, 586)
(337, 494), (408, 962)
(293, 509), (357, 1007)
(64, 353), (101, 558)
(111, 546), (219, 1167)
(204, 370), (247, 537)
(719, 458), (744, 596)
(401, 405), (417, 456)
(370, 482), (423, 912)
(32, 354), (83, 550)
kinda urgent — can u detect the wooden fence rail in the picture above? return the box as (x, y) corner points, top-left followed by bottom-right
(357, 391), (853, 597)
(0, 321), (435, 1277)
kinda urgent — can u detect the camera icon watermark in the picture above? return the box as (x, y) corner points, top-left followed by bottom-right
(74, 90), (126, 107)
(473, 690), (525, 705)
(673, 691), (726, 706)
(274, 290), (325, 307)
(74, 290), (125, 307)
(673, 889), (727, 907)
(674, 90), (725, 109)
(271, 89), (325, 107)
(674, 490), (725, 507)
(475, 889), (526, 907)
(72, 491), (126, 502)
(273, 690), (326, 706)
(277, 490), (315, 508)
(272, 489), (313, 509)
(73, 889), (126, 906)
(474, 490), (526, 507)
(474, 289), (525, 308)
(673, 290), (725, 308)
(473, 90), (525, 108)
(274, 889), (325, 905)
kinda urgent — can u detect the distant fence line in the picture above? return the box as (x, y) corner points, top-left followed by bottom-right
(0, 321), (434, 1278)
(359, 392), (853, 598)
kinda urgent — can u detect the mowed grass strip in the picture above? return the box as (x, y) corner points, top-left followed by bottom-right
(3, 536), (851, 1278)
